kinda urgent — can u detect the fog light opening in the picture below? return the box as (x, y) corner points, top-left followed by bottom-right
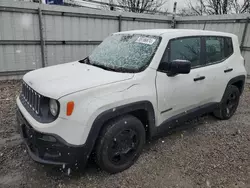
(38, 135), (56, 142)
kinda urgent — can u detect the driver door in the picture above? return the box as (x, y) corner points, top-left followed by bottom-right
(156, 36), (207, 126)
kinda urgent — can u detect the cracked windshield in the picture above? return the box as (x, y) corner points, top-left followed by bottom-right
(0, 0), (250, 188)
(86, 34), (161, 72)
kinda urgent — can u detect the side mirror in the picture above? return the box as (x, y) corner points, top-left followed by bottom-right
(166, 60), (191, 76)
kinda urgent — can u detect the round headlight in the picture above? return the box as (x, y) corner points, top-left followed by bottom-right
(49, 99), (58, 117)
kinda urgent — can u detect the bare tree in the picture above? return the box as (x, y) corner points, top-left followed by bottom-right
(184, 0), (206, 15)
(118, 0), (167, 13)
(179, 8), (196, 16)
(180, 0), (250, 16)
(103, 0), (168, 13)
(229, 0), (250, 13)
(195, 0), (230, 15)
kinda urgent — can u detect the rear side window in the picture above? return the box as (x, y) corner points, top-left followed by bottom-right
(169, 37), (201, 68)
(205, 36), (233, 64)
(205, 37), (224, 64)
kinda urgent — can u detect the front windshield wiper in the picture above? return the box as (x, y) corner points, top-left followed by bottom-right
(79, 57), (135, 73)
(79, 57), (90, 64)
(90, 63), (118, 72)
(79, 57), (119, 72)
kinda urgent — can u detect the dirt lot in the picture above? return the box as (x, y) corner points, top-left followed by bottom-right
(1, 80), (250, 188)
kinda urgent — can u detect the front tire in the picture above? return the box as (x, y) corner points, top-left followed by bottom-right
(96, 115), (145, 174)
(213, 85), (240, 120)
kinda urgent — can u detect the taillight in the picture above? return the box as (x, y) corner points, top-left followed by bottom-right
(244, 59), (246, 67)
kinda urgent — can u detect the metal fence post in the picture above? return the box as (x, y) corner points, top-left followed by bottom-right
(38, 7), (46, 67)
(203, 21), (207, 30)
(240, 17), (249, 51)
(118, 15), (122, 32)
(171, 2), (177, 28)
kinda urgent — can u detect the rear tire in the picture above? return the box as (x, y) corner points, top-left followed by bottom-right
(213, 85), (240, 120)
(96, 115), (145, 174)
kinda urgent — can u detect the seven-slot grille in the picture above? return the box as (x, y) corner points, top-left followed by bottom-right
(21, 82), (42, 115)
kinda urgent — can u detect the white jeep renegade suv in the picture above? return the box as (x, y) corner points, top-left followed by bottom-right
(16, 29), (247, 173)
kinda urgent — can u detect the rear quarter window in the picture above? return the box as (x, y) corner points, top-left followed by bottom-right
(224, 37), (234, 58)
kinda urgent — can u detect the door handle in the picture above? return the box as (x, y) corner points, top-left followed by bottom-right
(194, 76), (205, 81)
(224, 68), (233, 73)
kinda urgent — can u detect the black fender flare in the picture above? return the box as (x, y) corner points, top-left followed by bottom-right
(225, 75), (246, 95)
(84, 101), (156, 156)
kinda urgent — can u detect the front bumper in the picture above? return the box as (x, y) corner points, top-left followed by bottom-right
(16, 108), (89, 166)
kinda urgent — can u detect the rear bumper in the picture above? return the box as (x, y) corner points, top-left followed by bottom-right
(16, 108), (89, 166)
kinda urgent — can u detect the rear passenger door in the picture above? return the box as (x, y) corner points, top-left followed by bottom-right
(200, 36), (234, 103)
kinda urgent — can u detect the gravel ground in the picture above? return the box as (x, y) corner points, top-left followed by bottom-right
(1, 80), (250, 188)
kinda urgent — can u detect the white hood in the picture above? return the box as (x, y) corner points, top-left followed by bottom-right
(23, 62), (134, 99)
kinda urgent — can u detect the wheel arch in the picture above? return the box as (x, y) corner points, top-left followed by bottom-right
(226, 75), (246, 95)
(83, 101), (156, 158)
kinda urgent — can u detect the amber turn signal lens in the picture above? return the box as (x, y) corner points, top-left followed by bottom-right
(66, 101), (74, 116)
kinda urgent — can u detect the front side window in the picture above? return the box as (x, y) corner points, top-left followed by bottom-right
(85, 34), (161, 73)
(169, 37), (201, 68)
(205, 37), (224, 64)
